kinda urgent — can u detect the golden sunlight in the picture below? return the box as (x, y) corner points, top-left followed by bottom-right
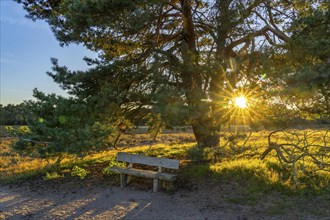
(234, 96), (247, 109)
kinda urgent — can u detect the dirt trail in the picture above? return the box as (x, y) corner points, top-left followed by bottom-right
(1, 178), (329, 220)
(0, 185), (237, 220)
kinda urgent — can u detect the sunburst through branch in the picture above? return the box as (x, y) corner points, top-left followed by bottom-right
(234, 96), (247, 109)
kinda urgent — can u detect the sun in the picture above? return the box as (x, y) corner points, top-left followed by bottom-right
(234, 96), (247, 109)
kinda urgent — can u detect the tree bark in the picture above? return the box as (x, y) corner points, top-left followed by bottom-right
(180, 0), (220, 148)
(192, 116), (220, 148)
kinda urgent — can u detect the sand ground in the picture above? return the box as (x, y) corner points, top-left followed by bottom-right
(1, 175), (329, 220)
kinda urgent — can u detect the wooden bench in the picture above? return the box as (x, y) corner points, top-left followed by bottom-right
(109, 152), (180, 192)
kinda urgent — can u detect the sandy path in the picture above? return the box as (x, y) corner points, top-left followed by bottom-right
(0, 184), (240, 220)
(1, 181), (329, 220)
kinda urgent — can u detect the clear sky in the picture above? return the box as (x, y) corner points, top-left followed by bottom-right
(0, 0), (97, 106)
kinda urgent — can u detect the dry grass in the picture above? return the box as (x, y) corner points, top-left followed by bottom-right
(1, 128), (329, 194)
(1, 137), (55, 180)
(0, 132), (195, 182)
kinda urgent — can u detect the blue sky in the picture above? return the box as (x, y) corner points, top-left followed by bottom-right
(0, 0), (97, 106)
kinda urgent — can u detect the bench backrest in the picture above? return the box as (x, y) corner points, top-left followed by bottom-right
(117, 152), (179, 170)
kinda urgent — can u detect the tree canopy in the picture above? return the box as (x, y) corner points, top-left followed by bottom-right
(16, 0), (329, 156)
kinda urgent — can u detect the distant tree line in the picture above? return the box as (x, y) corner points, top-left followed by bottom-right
(0, 103), (31, 125)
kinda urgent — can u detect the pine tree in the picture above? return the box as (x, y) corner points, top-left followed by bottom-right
(287, 7), (330, 120)
(17, 0), (327, 150)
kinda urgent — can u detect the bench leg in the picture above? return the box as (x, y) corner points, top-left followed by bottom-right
(162, 180), (166, 189)
(153, 179), (159, 192)
(127, 175), (131, 185)
(120, 173), (127, 188)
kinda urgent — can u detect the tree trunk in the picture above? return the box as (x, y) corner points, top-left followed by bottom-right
(192, 116), (220, 148)
(179, 0), (220, 148)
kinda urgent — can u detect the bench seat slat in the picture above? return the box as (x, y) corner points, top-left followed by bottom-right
(117, 152), (179, 169)
(109, 166), (177, 181)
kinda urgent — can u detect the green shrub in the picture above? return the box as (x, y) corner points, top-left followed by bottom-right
(187, 145), (204, 161)
(44, 171), (63, 180)
(71, 165), (89, 179)
(102, 158), (126, 175)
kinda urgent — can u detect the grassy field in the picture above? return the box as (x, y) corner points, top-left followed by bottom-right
(1, 126), (329, 196)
